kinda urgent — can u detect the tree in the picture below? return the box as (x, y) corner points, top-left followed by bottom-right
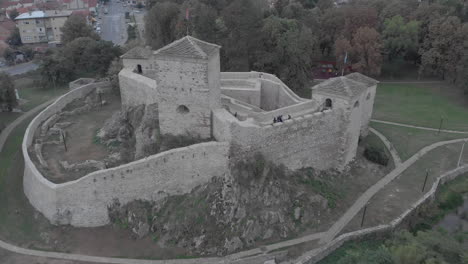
(3, 48), (16, 64)
(182, 0), (219, 43)
(0, 73), (17, 111)
(316, 0), (333, 11)
(8, 9), (19, 20)
(342, 6), (378, 39)
(382, 15), (420, 61)
(61, 15), (99, 44)
(107, 58), (123, 94)
(318, 7), (345, 57)
(419, 16), (467, 82)
(254, 16), (317, 96)
(334, 36), (352, 74)
(220, 0), (263, 70)
(145, 1), (182, 49)
(39, 38), (121, 84)
(7, 27), (22, 47)
(351, 27), (383, 76)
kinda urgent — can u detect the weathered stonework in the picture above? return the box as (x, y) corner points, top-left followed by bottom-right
(119, 36), (377, 171)
(23, 36), (377, 227)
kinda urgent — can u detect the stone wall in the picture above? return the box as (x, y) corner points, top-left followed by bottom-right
(221, 79), (261, 108)
(119, 69), (159, 107)
(213, 106), (349, 171)
(23, 82), (230, 227)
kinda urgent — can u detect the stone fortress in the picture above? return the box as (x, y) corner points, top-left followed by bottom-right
(119, 36), (378, 171)
(23, 36), (377, 227)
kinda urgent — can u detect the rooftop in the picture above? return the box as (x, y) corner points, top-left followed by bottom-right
(153, 36), (220, 59)
(121, 46), (153, 59)
(311, 76), (369, 99)
(15, 10), (72, 20)
(345, 72), (379, 87)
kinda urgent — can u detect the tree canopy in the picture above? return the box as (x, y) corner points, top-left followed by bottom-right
(140, 0), (468, 96)
(0, 73), (17, 111)
(61, 15), (100, 44)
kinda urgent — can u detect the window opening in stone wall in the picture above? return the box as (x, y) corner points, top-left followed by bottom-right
(325, 98), (332, 108)
(137, 64), (142, 74)
(366, 93), (371, 100)
(177, 105), (190, 114)
(354, 101), (360, 108)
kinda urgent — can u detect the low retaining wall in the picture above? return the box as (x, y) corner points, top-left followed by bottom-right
(23, 82), (230, 227)
(294, 163), (468, 264)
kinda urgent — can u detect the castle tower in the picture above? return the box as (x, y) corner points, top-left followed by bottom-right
(152, 36), (221, 138)
(311, 75), (375, 166)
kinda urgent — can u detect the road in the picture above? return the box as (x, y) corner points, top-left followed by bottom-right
(99, 0), (128, 46)
(0, 62), (38, 75)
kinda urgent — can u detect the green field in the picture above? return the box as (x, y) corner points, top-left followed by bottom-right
(0, 116), (44, 244)
(0, 72), (66, 129)
(371, 122), (468, 161)
(373, 83), (468, 131)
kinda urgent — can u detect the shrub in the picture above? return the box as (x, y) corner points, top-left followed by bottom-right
(438, 191), (463, 211)
(364, 146), (389, 166)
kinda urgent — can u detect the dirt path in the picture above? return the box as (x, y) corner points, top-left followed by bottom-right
(371, 119), (468, 134)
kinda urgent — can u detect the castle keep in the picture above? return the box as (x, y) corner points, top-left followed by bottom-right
(119, 36), (378, 171)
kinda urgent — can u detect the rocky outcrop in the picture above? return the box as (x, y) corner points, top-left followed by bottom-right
(108, 154), (331, 256)
(96, 103), (159, 162)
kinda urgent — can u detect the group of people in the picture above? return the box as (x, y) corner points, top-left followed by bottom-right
(273, 114), (291, 124)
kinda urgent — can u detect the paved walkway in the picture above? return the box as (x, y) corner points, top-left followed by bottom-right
(369, 128), (402, 166)
(319, 137), (468, 244)
(371, 119), (468, 134)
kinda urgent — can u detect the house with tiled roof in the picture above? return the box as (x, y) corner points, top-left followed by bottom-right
(15, 10), (72, 43)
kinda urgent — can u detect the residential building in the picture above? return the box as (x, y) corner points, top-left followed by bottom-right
(15, 10), (72, 44)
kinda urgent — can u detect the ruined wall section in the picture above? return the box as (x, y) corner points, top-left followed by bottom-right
(55, 141), (229, 227)
(23, 83), (230, 227)
(213, 107), (350, 171)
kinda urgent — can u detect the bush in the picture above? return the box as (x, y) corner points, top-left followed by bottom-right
(438, 191), (463, 211)
(364, 146), (389, 166)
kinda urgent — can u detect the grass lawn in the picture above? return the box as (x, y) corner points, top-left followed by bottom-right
(0, 116), (45, 244)
(0, 72), (67, 130)
(373, 83), (468, 131)
(371, 122), (468, 161)
(14, 72), (66, 112)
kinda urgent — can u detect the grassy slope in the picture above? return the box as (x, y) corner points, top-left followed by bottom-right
(371, 122), (468, 161)
(0, 116), (44, 244)
(0, 72), (66, 128)
(373, 83), (468, 131)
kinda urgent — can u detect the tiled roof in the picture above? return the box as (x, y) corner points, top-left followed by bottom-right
(15, 10), (45, 19)
(121, 46), (152, 59)
(44, 10), (72, 17)
(153, 36), (220, 59)
(345, 72), (379, 87)
(312, 76), (368, 99)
